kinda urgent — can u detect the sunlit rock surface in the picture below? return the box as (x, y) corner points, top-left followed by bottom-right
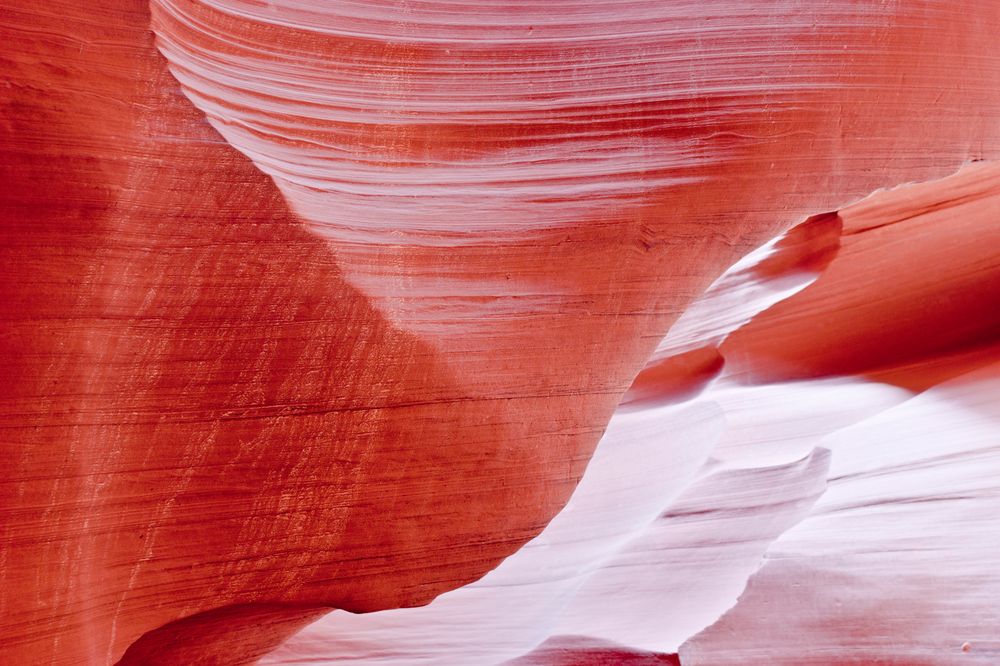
(261, 163), (1000, 665)
(2, 1), (999, 665)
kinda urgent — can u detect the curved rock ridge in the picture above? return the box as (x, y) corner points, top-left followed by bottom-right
(2, 1), (1000, 665)
(723, 160), (1000, 384)
(261, 162), (1000, 665)
(151, 0), (1000, 355)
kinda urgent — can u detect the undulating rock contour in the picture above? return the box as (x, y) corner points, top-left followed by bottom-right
(2, 1), (999, 664)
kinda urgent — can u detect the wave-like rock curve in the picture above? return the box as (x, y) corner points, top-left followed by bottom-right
(2, 1), (1000, 664)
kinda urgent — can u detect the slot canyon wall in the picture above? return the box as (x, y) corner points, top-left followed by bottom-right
(2, 1), (999, 664)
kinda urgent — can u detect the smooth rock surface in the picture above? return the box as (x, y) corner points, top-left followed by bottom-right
(2, 2), (1000, 664)
(262, 163), (1000, 666)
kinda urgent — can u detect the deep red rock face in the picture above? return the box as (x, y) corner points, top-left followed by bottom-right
(262, 163), (1000, 666)
(2, 1), (1000, 665)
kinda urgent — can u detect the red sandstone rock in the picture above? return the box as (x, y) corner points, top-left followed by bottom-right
(2, 2), (1000, 665)
(723, 161), (1000, 385)
(262, 164), (1000, 665)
